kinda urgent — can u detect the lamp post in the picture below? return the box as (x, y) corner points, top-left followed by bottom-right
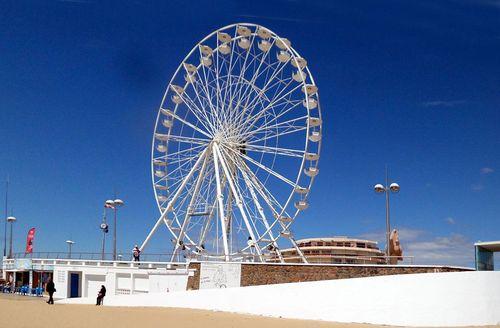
(106, 199), (124, 261)
(374, 168), (400, 260)
(7, 216), (16, 258)
(100, 206), (109, 260)
(3, 178), (8, 258)
(66, 240), (75, 258)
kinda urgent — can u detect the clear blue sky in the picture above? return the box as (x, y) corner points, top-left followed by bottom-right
(1, 1), (499, 267)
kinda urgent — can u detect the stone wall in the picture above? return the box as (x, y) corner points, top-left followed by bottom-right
(186, 262), (471, 290)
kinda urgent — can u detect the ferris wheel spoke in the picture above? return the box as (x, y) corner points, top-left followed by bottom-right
(191, 80), (220, 131)
(241, 114), (308, 142)
(226, 34), (260, 124)
(154, 143), (206, 161)
(234, 37), (277, 108)
(243, 88), (300, 122)
(236, 157), (291, 227)
(167, 134), (210, 146)
(195, 52), (224, 130)
(224, 145), (296, 187)
(239, 144), (305, 158)
(162, 108), (213, 139)
(247, 125), (307, 146)
(214, 143), (264, 260)
(234, 73), (289, 121)
(233, 55), (291, 124)
(233, 61), (286, 123)
(156, 153), (201, 184)
(240, 82), (303, 135)
(184, 88), (216, 134)
(175, 90), (216, 135)
(220, 29), (241, 117)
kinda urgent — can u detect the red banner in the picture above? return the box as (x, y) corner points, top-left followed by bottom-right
(25, 228), (36, 254)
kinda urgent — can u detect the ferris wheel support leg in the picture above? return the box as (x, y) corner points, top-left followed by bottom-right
(140, 147), (209, 253)
(213, 144), (230, 261)
(197, 197), (218, 248)
(289, 237), (308, 264)
(214, 143), (264, 262)
(238, 160), (301, 263)
(239, 164), (284, 262)
(170, 152), (210, 262)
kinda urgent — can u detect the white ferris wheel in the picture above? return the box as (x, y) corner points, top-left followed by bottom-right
(140, 23), (322, 263)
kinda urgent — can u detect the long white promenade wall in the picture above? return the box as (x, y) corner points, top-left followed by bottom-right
(61, 271), (500, 327)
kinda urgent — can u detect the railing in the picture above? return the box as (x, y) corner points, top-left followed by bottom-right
(270, 255), (416, 265)
(5, 252), (415, 265)
(1, 257), (190, 272)
(7, 252), (181, 262)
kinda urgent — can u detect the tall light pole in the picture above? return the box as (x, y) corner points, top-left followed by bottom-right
(3, 177), (9, 258)
(66, 240), (75, 258)
(100, 206), (109, 260)
(106, 199), (124, 261)
(7, 216), (16, 258)
(374, 167), (400, 260)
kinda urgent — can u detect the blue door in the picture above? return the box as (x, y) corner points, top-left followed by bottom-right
(70, 273), (80, 298)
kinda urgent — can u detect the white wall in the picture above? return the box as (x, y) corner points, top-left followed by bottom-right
(51, 263), (190, 299)
(148, 273), (188, 293)
(84, 274), (106, 298)
(61, 271), (500, 327)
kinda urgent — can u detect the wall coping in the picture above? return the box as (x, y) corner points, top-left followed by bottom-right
(187, 260), (474, 271)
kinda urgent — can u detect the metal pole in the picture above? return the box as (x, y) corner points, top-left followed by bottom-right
(8, 219), (13, 258)
(113, 208), (117, 261)
(68, 243), (72, 258)
(3, 177), (8, 257)
(102, 230), (106, 260)
(385, 166), (391, 259)
(101, 208), (106, 260)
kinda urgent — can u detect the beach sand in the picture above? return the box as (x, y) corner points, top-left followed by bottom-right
(0, 293), (382, 328)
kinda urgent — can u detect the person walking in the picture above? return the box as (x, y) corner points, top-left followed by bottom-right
(96, 285), (106, 305)
(46, 278), (56, 304)
(132, 245), (141, 262)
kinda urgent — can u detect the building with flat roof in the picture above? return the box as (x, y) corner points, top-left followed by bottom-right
(474, 241), (500, 271)
(280, 237), (388, 264)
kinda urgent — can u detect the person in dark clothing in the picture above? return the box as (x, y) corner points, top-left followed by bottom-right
(46, 278), (56, 304)
(132, 245), (141, 262)
(96, 285), (106, 305)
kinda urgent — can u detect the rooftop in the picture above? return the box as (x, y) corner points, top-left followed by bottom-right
(474, 241), (500, 252)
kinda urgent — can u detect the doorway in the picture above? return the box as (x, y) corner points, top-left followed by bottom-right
(69, 272), (82, 298)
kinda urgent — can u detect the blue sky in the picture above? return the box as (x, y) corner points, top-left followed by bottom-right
(0, 0), (499, 267)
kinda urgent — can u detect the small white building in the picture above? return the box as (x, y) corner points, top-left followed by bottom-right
(2, 257), (194, 299)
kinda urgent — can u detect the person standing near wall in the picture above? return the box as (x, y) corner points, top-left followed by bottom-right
(46, 278), (55, 304)
(132, 245), (141, 262)
(96, 285), (106, 305)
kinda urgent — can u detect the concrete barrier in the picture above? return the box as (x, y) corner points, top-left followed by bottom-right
(60, 271), (500, 327)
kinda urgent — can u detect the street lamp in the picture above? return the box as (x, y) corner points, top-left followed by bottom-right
(374, 169), (400, 261)
(105, 199), (124, 261)
(100, 205), (109, 260)
(66, 240), (75, 258)
(7, 216), (16, 258)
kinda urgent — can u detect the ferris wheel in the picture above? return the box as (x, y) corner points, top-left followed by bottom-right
(140, 23), (322, 263)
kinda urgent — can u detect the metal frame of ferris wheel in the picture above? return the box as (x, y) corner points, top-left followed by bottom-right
(140, 23), (322, 263)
